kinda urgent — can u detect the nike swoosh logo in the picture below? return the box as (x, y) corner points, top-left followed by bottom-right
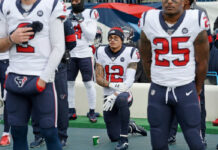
(186, 90), (193, 96)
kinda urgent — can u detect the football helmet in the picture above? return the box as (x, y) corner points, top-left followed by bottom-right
(121, 26), (134, 44)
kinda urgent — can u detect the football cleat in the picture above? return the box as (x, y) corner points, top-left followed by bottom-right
(216, 143), (218, 149)
(115, 137), (128, 150)
(60, 139), (67, 148)
(128, 120), (147, 136)
(202, 137), (207, 147)
(168, 135), (176, 145)
(30, 137), (45, 148)
(68, 108), (77, 120)
(0, 135), (10, 146)
(88, 113), (98, 123)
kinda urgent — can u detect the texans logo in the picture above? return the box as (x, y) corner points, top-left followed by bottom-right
(14, 76), (27, 88)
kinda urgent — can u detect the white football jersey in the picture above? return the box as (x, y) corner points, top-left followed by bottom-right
(68, 9), (99, 58)
(0, 0), (65, 76)
(0, 11), (9, 60)
(96, 45), (140, 96)
(140, 9), (208, 87)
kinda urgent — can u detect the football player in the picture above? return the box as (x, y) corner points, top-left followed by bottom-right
(67, 0), (99, 123)
(0, 10), (10, 147)
(30, 17), (77, 148)
(139, 0), (209, 149)
(0, 0), (66, 150)
(167, 0), (212, 146)
(95, 27), (147, 150)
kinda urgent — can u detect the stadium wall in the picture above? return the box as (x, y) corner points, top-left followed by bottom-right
(73, 81), (218, 122)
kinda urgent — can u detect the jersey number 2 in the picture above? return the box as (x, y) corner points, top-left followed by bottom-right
(154, 37), (190, 67)
(105, 65), (124, 82)
(16, 23), (35, 53)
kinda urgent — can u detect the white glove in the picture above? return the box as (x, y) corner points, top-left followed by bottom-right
(109, 83), (128, 92)
(103, 94), (117, 111)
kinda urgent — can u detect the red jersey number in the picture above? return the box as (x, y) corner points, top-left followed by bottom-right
(105, 65), (124, 82)
(154, 37), (190, 67)
(74, 24), (82, 39)
(16, 23), (35, 53)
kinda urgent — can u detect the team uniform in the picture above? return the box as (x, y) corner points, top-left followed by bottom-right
(0, 12), (10, 145)
(96, 45), (140, 141)
(140, 9), (209, 150)
(67, 8), (99, 115)
(31, 18), (76, 146)
(0, 0), (66, 149)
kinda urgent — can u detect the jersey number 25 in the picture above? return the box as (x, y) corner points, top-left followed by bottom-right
(154, 37), (190, 67)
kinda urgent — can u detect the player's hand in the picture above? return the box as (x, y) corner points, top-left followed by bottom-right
(10, 27), (34, 44)
(103, 94), (117, 111)
(37, 78), (46, 91)
(73, 13), (84, 23)
(109, 83), (128, 92)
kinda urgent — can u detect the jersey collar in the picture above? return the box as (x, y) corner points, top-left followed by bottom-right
(16, 0), (41, 15)
(159, 10), (186, 35)
(104, 45), (126, 61)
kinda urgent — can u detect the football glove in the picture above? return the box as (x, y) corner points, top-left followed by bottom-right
(103, 94), (117, 111)
(69, 13), (84, 23)
(109, 83), (128, 92)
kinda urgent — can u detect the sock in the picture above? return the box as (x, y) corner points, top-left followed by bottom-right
(67, 81), (75, 108)
(84, 81), (96, 109)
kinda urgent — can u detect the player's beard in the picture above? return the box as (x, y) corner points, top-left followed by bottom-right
(72, 0), (84, 13)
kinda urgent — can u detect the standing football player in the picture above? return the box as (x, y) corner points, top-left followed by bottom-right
(139, 0), (209, 149)
(0, 0), (66, 150)
(67, 0), (99, 122)
(95, 27), (147, 150)
(0, 10), (10, 146)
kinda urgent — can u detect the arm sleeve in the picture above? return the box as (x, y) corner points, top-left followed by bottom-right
(64, 19), (76, 51)
(123, 48), (140, 88)
(40, 18), (65, 82)
(50, 0), (66, 22)
(130, 48), (140, 63)
(123, 68), (136, 89)
(79, 9), (99, 42)
(80, 19), (97, 42)
(138, 12), (147, 30)
(0, 12), (7, 38)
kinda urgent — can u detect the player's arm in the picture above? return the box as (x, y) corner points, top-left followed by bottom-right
(121, 62), (137, 90)
(80, 18), (97, 42)
(39, 18), (65, 85)
(139, 31), (152, 81)
(79, 9), (99, 42)
(64, 19), (76, 51)
(95, 62), (110, 88)
(194, 30), (209, 95)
